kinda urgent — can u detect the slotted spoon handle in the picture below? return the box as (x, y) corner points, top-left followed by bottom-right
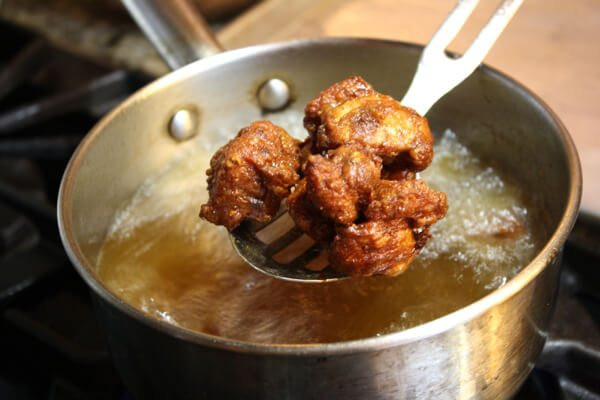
(401, 0), (523, 115)
(121, 0), (224, 70)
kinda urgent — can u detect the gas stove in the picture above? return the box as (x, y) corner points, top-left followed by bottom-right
(0, 20), (598, 400)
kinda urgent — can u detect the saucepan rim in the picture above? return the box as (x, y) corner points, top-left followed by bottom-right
(57, 37), (582, 357)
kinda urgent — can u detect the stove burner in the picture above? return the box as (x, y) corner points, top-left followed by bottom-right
(0, 20), (146, 399)
(518, 231), (600, 400)
(0, 19), (597, 400)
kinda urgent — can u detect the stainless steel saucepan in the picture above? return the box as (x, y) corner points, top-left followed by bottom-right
(57, 0), (581, 398)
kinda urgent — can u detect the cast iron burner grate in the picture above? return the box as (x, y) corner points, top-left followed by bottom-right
(0, 20), (146, 399)
(0, 20), (598, 400)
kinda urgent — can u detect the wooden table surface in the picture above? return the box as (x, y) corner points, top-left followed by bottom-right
(218, 0), (600, 214)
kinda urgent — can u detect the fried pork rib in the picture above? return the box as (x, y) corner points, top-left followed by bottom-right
(330, 219), (417, 277)
(304, 76), (434, 171)
(305, 147), (381, 225)
(326, 179), (447, 277)
(200, 121), (300, 231)
(287, 179), (334, 242)
(293, 76), (446, 276)
(304, 75), (375, 137)
(365, 179), (448, 228)
(201, 76), (447, 278)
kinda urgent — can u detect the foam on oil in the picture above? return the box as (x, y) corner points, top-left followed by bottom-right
(96, 129), (537, 344)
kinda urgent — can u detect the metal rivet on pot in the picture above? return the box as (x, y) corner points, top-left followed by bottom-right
(257, 78), (290, 111)
(169, 108), (198, 141)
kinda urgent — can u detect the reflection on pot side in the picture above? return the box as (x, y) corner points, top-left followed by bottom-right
(96, 129), (537, 344)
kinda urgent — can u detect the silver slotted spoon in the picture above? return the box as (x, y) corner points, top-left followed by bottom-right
(232, 0), (524, 282)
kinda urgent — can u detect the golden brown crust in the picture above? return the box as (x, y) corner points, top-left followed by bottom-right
(330, 219), (417, 277)
(304, 76), (434, 171)
(200, 121), (300, 230)
(318, 96), (433, 170)
(299, 77), (445, 277)
(287, 179), (334, 242)
(305, 147), (381, 225)
(304, 75), (375, 137)
(365, 179), (448, 228)
(201, 76), (447, 279)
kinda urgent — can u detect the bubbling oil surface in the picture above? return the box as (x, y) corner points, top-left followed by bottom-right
(97, 129), (537, 344)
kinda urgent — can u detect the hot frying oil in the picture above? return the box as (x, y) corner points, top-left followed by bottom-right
(97, 130), (537, 344)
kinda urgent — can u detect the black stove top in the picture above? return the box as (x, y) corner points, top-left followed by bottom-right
(0, 20), (598, 400)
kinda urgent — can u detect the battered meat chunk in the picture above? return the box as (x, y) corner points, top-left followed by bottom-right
(287, 179), (334, 242)
(330, 219), (417, 277)
(304, 75), (376, 137)
(318, 96), (433, 170)
(200, 121), (300, 230)
(365, 179), (448, 228)
(200, 76), (447, 279)
(304, 76), (434, 171)
(305, 147), (381, 225)
(297, 78), (445, 276)
(330, 180), (447, 276)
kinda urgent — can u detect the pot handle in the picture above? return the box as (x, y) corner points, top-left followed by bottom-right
(121, 0), (225, 71)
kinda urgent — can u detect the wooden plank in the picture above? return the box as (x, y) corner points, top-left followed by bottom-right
(219, 0), (600, 213)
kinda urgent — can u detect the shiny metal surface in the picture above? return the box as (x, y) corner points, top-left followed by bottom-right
(57, 38), (581, 399)
(402, 0), (523, 115)
(232, 223), (347, 282)
(168, 107), (199, 141)
(234, 0), (523, 281)
(121, 0), (223, 69)
(256, 77), (291, 111)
